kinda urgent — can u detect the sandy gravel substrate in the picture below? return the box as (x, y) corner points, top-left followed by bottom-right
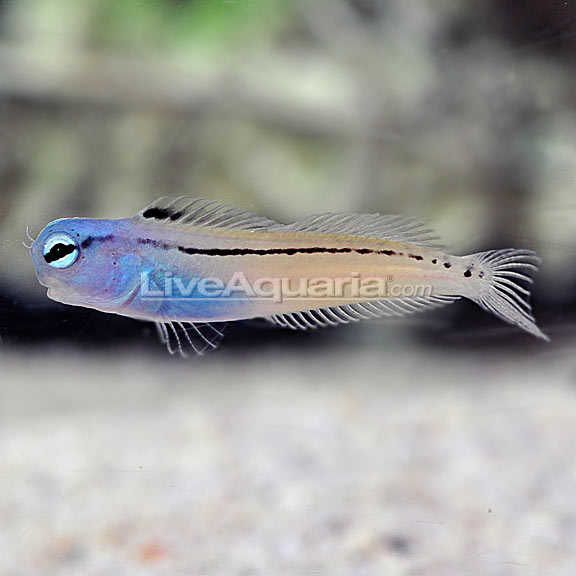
(0, 341), (575, 576)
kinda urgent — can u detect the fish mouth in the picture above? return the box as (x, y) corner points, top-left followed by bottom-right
(47, 281), (142, 310)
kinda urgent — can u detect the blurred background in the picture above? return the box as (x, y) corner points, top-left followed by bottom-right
(1, 1), (576, 574)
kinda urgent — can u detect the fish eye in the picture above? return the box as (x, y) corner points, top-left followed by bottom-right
(43, 233), (80, 269)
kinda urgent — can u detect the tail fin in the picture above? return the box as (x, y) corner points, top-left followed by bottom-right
(467, 249), (549, 341)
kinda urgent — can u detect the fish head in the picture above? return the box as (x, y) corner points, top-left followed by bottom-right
(30, 217), (143, 313)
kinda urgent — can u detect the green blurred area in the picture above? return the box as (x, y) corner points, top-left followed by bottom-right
(92, 0), (287, 53)
(3, 0), (287, 51)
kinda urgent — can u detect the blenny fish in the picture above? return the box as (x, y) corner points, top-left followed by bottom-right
(30, 197), (548, 355)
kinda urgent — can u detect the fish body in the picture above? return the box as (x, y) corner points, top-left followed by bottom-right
(30, 197), (548, 354)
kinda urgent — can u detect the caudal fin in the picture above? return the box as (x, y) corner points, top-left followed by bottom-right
(467, 249), (549, 341)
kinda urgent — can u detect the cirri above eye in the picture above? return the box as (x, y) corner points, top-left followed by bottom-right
(43, 233), (80, 269)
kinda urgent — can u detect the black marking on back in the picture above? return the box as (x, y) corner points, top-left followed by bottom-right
(170, 210), (185, 221)
(408, 254), (424, 261)
(464, 269), (472, 278)
(142, 207), (173, 220)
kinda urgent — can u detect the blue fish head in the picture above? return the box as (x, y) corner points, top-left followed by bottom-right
(30, 218), (143, 313)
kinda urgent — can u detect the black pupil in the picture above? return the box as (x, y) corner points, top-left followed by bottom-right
(44, 243), (76, 264)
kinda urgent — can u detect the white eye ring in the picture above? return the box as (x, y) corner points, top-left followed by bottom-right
(43, 233), (80, 269)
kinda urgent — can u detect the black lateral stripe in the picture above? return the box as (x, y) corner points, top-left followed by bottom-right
(176, 246), (409, 257)
(138, 238), (171, 250)
(137, 238), (430, 260)
(81, 234), (115, 250)
(80, 237), (94, 250)
(178, 246), (353, 256)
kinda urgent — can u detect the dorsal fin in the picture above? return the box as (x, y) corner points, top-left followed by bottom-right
(136, 196), (281, 232)
(136, 197), (443, 248)
(283, 213), (444, 248)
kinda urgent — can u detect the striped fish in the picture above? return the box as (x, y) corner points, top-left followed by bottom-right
(30, 197), (548, 355)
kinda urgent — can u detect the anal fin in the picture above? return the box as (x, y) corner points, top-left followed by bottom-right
(267, 295), (459, 330)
